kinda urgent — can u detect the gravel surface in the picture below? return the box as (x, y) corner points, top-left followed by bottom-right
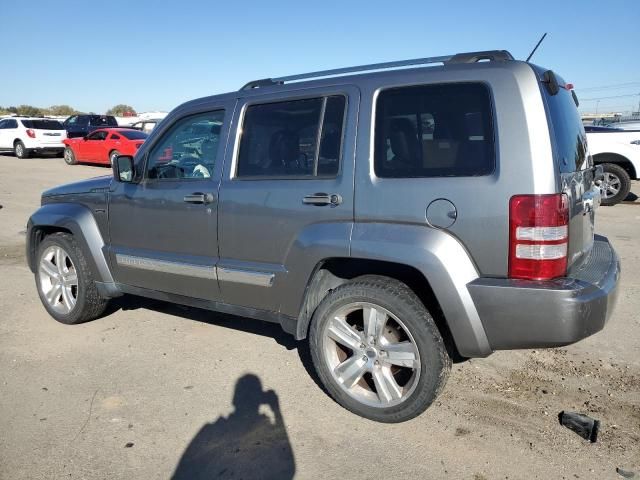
(1, 155), (638, 479)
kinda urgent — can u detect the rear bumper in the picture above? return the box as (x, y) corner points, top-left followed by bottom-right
(467, 235), (620, 350)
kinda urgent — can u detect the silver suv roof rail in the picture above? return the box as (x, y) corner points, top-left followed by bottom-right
(240, 50), (514, 90)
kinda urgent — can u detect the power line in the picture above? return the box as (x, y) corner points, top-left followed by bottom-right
(577, 81), (640, 92)
(580, 93), (640, 101)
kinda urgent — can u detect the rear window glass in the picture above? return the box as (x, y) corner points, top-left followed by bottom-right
(375, 83), (495, 178)
(21, 119), (64, 130)
(543, 87), (587, 173)
(90, 116), (118, 126)
(121, 130), (148, 140)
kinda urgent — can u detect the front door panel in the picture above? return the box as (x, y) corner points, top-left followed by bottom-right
(108, 105), (232, 301)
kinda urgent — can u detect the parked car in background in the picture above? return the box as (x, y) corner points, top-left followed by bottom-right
(606, 121), (640, 131)
(27, 50), (620, 423)
(584, 126), (622, 132)
(0, 117), (67, 158)
(63, 128), (148, 166)
(63, 115), (118, 139)
(130, 118), (162, 134)
(586, 129), (640, 205)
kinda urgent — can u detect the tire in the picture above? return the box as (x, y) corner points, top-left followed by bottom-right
(109, 150), (121, 166)
(14, 141), (29, 159)
(309, 275), (451, 423)
(63, 147), (77, 165)
(600, 163), (631, 206)
(35, 232), (108, 325)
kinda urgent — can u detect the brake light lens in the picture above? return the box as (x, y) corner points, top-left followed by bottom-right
(509, 194), (569, 280)
(26, 129), (36, 138)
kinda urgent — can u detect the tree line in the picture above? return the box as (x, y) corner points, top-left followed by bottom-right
(0, 104), (137, 117)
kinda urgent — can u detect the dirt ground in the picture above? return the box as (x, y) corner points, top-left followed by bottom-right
(0, 155), (638, 480)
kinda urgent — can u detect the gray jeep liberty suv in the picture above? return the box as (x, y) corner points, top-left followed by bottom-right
(26, 50), (620, 423)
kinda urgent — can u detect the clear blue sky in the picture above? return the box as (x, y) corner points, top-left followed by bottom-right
(1, 0), (638, 115)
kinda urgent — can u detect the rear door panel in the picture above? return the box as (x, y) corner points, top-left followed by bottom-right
(218, 86), (359, 314)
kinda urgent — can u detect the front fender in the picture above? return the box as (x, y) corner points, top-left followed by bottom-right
(350, 223), (492, 358)
(27, 203), (114, 285)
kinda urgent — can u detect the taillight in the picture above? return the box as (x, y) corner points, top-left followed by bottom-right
(26, 129), (36, 138)
(509, 194), (569, 280)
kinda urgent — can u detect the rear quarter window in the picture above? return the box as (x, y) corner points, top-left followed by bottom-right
(375, 83), (495, 178)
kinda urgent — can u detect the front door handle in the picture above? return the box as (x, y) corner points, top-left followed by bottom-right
(183, 192), (215, 204)
(303, 193), (342, 206)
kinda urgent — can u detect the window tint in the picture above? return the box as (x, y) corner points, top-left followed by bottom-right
(21, 120), (64, 130)
(0, 120), (6, 129)
(375, 83), (494, 178)
(76, 116), (89, 126)
(237, 95), (345, 178)
(147, 111), (224, 180)
(6, 119), (18, 129)
(543, 87), (587, 173)
(87, 130), (108, 140)
(110, 133), (121, 140)
(121, 130), (148, 140)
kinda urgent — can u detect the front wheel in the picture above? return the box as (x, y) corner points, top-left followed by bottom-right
(35, 232), (108, 324)
(600, 163), (631, 206)
(63, 147), (77, 165)
(309, 275), (451, 423)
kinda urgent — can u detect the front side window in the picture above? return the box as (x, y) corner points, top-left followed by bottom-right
(237, 95), (345, 178)
(87, 130), (108, 140)
(146, 110), (224, 180)
(375, 83), (495, 178)
(0, 120), (7, 129)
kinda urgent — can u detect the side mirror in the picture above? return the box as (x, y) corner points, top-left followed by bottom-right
(113, 155), (135, 183)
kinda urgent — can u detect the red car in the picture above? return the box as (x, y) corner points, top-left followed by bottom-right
(63, 128), (148, 166)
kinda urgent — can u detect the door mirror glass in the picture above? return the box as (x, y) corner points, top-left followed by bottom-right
(114, 155), (134, 183)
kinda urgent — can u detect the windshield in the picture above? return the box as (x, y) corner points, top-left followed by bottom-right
(121, 130), (148, 140)
(21, 119), (64, 130)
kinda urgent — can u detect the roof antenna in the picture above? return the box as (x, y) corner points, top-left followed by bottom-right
(526, 33), (547, 62)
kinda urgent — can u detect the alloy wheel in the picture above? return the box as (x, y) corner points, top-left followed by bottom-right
(38, 245), (78, 314)
(601, 172), (621, 199)
(321, 302), (421, 408)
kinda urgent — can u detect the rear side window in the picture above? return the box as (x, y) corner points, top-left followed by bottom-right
(237, 95), (346, 178)
(21, 120), (64, 130)
(90, 116), (117, 127)
(543, 88), (587, 173)
(121, 130), (148, 140)
(375, 83), (495, 178)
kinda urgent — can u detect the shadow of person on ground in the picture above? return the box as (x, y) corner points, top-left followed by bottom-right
(172, 374), (295, 480)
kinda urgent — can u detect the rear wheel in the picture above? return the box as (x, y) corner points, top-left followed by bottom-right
(309, 275), (451, 423)
(600, 163), (631, 206)
(109, 150), (121, 166)
(14, 141), (29, 159)
(35, 233), (108, 324)
(63, 147), (77, 165)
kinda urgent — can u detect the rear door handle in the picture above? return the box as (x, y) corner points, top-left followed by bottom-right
(303, 193), (342, 206)
(183, 192), (215, 204)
